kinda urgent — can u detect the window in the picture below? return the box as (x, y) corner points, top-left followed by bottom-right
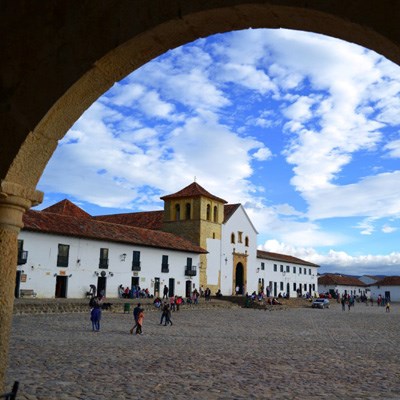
(185, 257), (197, 276)
(273, 264), (277, 272)
(57, 244), (69, 267)
(231, 233), (235, 244)
(161, 255), (169, 273)
(17, 239), (28, 265)
(280, 282), (284, 291)
(206, 204), (211, 221)
(132, 251), (141, 271)
(185, 203), (191, 219)
(309, 268), (312, 275)
(299, 267), (302, 274)
(304, 284), (307, 292)
(312, 284), (315, 291)
(175, 204), (180, 221)
(293, 282), (297, 291)
(261, 262), (265, 271)
(280, 265), (283, 272)
(286, 265), (290, 273)
(245, 236), (249, 247)
(293, 266), (296, 274)
(238, 231), (243, 243)
(213, 205), (218, 222)
(99, 248), (109, 269)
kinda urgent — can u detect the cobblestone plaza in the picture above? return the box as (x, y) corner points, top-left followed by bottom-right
(5, 302), (400, 399)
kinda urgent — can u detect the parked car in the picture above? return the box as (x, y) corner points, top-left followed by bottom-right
(312, 298), (330, 309)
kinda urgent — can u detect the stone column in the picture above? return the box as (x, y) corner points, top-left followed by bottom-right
(0, 180), (42, 393)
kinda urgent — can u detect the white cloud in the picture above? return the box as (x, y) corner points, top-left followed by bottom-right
(252, 147), (272, 161)
(259, 240), (400, 275)
(382, 224), (397, 234)
(306, 171), (400, 220)
(383, 139), (400, 158)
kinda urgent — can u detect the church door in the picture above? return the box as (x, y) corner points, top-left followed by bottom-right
(235, 263), (244, 295)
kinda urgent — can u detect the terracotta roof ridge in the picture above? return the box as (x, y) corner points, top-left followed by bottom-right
(161, 182), (227, 203)
(41, 199), (92, 219)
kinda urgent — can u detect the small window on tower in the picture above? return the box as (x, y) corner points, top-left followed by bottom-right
(185, 203), (191, 219)
(206, 204), (211, 221)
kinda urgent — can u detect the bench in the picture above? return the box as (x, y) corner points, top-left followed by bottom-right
(20, 289), (37, 298)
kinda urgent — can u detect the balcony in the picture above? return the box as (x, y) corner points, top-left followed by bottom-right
(185, 265), (197, 276)
(99, 258), (109, 269)
(132, 261), (141, 272)
(161, 263), (169, 273)
(17, 250), (28, 265)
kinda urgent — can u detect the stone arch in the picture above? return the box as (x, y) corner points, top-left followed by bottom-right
(2, 0), (400, 392)
(4, 2), (400, 192)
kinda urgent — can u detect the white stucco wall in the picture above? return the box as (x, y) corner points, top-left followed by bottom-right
(318, 284), (367, 297)
(221, 206), (258, 295)
(17, 231), (200, 298)
(369, 285), (400, 302)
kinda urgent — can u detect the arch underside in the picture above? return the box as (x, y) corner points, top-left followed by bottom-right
(2, 1), (400, 192)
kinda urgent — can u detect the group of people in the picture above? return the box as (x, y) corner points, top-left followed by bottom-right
(118, 284), (152, 299)
(154, 295), (184, 311)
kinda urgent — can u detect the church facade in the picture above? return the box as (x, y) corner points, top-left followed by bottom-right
(16, 182), (319, 299)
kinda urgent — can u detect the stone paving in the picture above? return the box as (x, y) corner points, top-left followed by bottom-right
(5, 301), (400, 400)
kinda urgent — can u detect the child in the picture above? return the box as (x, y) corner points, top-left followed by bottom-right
(136, 309), (144, 334)
(386, 302), (391, 313)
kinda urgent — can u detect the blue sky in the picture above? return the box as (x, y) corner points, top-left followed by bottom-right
(37, 29), (400, 276)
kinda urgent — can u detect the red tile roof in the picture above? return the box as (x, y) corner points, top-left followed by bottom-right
(161, 182), (227, 203)
(43, 199), (91, 219)
(23, 208), (207, 254)
(257, 250), (319, 267)
(94, 211), (164, 230)
(95, 204), (240, 230)
(369, 276), (400, 286)
(224, 204), (241, 223)
(318, 274), (365, 286)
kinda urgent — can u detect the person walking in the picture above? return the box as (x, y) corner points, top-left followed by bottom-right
(90, 303), (101, 331)
(341, 295), (346, 311)
(130, 303), (142, 334)
(165, 305), (173, 326)
(160, 302), (169, 325)
(163, 285), (169, 299)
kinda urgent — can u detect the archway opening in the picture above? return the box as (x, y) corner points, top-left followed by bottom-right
(235, 263), (244, 295)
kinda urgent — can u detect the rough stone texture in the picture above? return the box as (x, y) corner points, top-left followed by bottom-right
(0, 226), (18, 392)
(5, 301), (400, 399)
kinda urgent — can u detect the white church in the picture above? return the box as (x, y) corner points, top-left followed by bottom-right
(15, 182), (319, 299)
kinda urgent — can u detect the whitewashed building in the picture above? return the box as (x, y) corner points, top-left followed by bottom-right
(16, 200), (203, 299)
(318, 274), (367, 298)
(16, 182), (320, 299)
(256, 251), (319, 298)
(368, 276), (400, 302)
